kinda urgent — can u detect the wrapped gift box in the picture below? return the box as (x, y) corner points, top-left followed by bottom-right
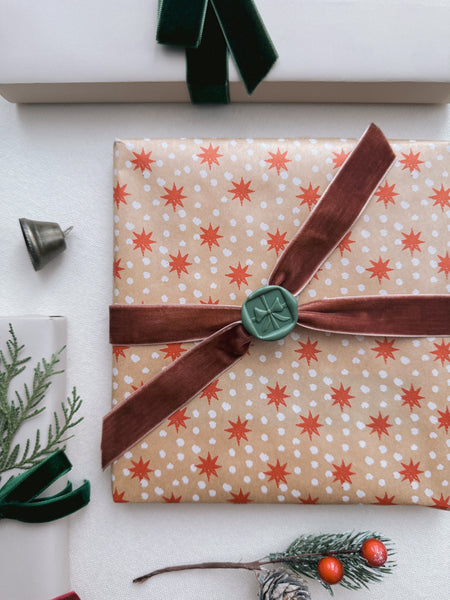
(108, 131), (450, 506)
(0, 317), (71, 600)
(1, 0), (450, 104)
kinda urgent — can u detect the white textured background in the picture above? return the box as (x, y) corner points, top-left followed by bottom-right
(0, 97), (449, 600)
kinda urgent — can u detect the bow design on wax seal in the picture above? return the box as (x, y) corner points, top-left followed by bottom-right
(0, 450), (90, 522)
(101, 124), (450, 468)
(157, 0), (278, 103)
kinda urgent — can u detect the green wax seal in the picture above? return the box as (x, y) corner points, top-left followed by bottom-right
(241, 285), (298, 341)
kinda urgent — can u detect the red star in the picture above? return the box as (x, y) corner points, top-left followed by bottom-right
(431, 493), (450, 510)
(112, 488), (128, 503)
(226, 262), (252, 289)
(399, 459), (423, 484)
(400, 149), (424, 173)
(197, 143), (223, 169)
(113, 258), (125, 279)
(371, 338), (399, 363)
(332, 149), (350, 169)
(401, 385), (424, 411)
(332, 460), (355, 485)
(160, 343), (187, 361)
(161, 183), (187, 211)
(366, 257), (394, 283)
(129, 457), (153, 482)
(131, 148), (155, 173)
(297, 411), (323, 440)
(200, 223), (223, 250)
(163, 492), (182, 503)
(265, 148), (291, 175)
(437, 406), (450, 434)
(200, 296), (220, 305)
(338, 232), (355, 256)
(195, 452), (221, 481)
(401, 229), (424, 255)
(266, 229), (289, 256)
(429, 184), (450, 212)
(227, 489), (253, 504)
(266, 382), (290, 411)
(373, 492), (396, 506)
(228, 177), (255, 206)
(112, 345), (129, 361)
(132, 228), (156, 256)
(200, 380), (222, 404)
(225, 416), (252, 446)
(168, 251), (192, 278)
(330, 383), (355, 411)
(366, 412), (392, 439)
(375, 181), (399, 208)
(264, 459), (291, 488)
(437, 251), (450, 279)
(168, 408), (191, 433)
(299, 494), (319, 504)
(295, 337), (321, 366)
(131, 380), (145, 392)
(296, 183), (321, 211)
(113, 182), (130, 208)
(431, 339), (450, 366)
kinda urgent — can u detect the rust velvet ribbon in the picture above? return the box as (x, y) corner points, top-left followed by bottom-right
(101, 124), (450, 468)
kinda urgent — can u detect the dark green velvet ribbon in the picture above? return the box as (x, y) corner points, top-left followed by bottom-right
(157, 0), (278, 103)
(0, 450), (90, 523)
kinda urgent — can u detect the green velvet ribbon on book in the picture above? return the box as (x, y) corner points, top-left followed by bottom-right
(0, 450), (90, 523)
(157, 0), (278, 103)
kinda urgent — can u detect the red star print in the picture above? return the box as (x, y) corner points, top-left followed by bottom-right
(131, 148), (155, 173)
(332, 149), (350, 169)
(195, 452), (221, 481)
(332, 460), (355, 485)
(227, 489), (253, 504)
(401, 229), (424, 255)
(113, 258), (125, 279)
(160, 343), (187, 361)
(224, 416), (252, 446)
(330, 383), (355, 411)
(399, 459), (423, 484)
(437, 251), (450, 278)
(429, 184), (450, 211)
(295, 337), (321, 366)
(226, 262), (252, 289)
(161, 184), (187, 211)
(197, 143), (223, 169)
(431, 494), (450, 510)
(299, 494), (319, 504)
(112, 488), (128, 503)
(297, 411), (323, 440)
(131, 381), (144, 392)
(366, 257), (394, 283)
(200, 223), (223, 250)
(338, 232), (355, 256)
(266, 228), (289, 256)
(200, 380), (222, 404)
(437, 406), (450, 434)
(169, 251), (192, 278)
(373, 492), (396, 505)
(129, 457), (153, 482)
(113, 182), (130, 208)
(431, 339), (450, 366)
(367, 412), (392, 439)
(228, 177), (255, 206)
(296, 183), (321, 211)
(400, 149), (424, 173)
(265, 148), (291, 175)
(375, 181), (399, 208)
(163, 492), (182, 503)
(264, 459), (290, 488)
(266, 382), (290, 411)
(132, 228), (156, 256)
(401, 385), (424, 411)
(200, 296), (220, 305)
(168, 408), (191, 433)
(371, 338), (399, 363)
(112, 345), (129, 361)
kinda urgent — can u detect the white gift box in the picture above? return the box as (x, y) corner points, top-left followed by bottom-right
(0, 0), (449, 104)
(0, 317), (70, 600)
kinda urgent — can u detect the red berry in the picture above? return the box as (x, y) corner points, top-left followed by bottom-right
(317, 556), (344, 584)
(361, 538), (388, 567)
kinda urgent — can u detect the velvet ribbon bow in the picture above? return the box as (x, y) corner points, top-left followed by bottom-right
(101, 124), (450, 468)
(0, 450), (90, 523)
(157, 0), (278, 103)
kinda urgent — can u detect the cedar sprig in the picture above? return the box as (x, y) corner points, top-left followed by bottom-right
(0, 324), (83, 482)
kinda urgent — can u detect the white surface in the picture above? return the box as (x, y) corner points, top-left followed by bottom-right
(0, 98), (449, 600)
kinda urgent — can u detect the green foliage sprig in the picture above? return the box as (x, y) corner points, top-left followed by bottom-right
(0, 324), (83, 483)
